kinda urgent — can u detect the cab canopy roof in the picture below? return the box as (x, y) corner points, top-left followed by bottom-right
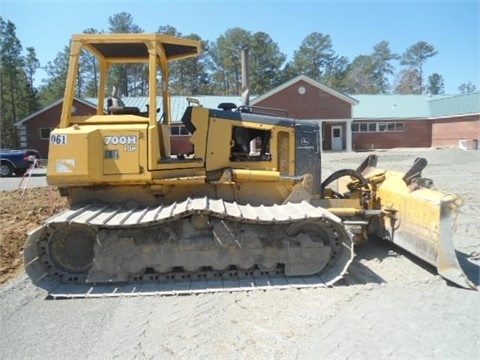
(72, 33), (201, 61)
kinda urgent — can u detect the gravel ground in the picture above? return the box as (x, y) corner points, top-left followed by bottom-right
(0, 148), (479, 360)
(0, 168), (47, 192)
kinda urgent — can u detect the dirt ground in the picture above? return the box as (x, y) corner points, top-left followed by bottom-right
(0, 187), (68, 284)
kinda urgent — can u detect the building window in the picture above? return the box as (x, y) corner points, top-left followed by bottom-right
(352, 122), (377, 132)
(378, 122), (404, 132)
(40, 128), (53, 139)
(353, 122), (404, 132)
(170, 125), (190, 136)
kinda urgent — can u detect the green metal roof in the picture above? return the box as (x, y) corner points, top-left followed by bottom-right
(83, 92), (479, 122)
(352, 95), (431, 119)
(171, 95), (243, 121)
(428, 92), (480, 117)
(85, 95), (243, 122)
(352, 93), (480, 119)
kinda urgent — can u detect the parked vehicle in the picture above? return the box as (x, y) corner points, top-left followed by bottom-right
(0, 149), (40, 177)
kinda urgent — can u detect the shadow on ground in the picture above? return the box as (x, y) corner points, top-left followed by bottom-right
(341, 236), (479, 290)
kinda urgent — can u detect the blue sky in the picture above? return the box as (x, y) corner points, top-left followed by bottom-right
(2, 0), (479, 94)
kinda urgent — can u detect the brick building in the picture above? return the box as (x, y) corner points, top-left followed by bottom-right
(252, 76), (480, 151)
(15, 98), (97, 158)
(351, 93), (480, 150)
(15, 78), (480, 157)
(429, 93), (480, 149)
(351, 95), (433, 150)
(251, 75), (358, 151)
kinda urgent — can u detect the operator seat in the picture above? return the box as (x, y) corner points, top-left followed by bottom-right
(107, 86), (141, 115)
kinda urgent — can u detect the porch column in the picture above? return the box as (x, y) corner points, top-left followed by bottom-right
(346, 119), (353, 152)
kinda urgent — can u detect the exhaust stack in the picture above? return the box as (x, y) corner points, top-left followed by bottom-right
(241, 46), (250, 106)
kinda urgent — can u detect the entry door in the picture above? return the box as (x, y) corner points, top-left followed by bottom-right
(331, 125), (343, 151)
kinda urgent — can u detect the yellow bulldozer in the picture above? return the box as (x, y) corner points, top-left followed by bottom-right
(23, 33), (475, 298)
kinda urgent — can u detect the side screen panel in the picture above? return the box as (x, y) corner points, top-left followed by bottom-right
(295, 122), (321, 193)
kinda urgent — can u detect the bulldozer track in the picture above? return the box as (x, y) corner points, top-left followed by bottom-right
(24, 198), (354, 299)
(40, 272), (340, 299)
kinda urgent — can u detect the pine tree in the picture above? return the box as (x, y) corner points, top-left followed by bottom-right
(400, 41), (438, 94)
(107, 12), (144, 97)
(38, 45), (70, 105)
(290, 32), (336, 82)
(0, 18), (39, 148)
(427, 73), (444, 95)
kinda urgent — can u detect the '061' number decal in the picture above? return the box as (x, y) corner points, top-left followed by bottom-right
(50, 134), (68, 145)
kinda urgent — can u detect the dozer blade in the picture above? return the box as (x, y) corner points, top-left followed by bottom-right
(374, 169), (476, 290)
